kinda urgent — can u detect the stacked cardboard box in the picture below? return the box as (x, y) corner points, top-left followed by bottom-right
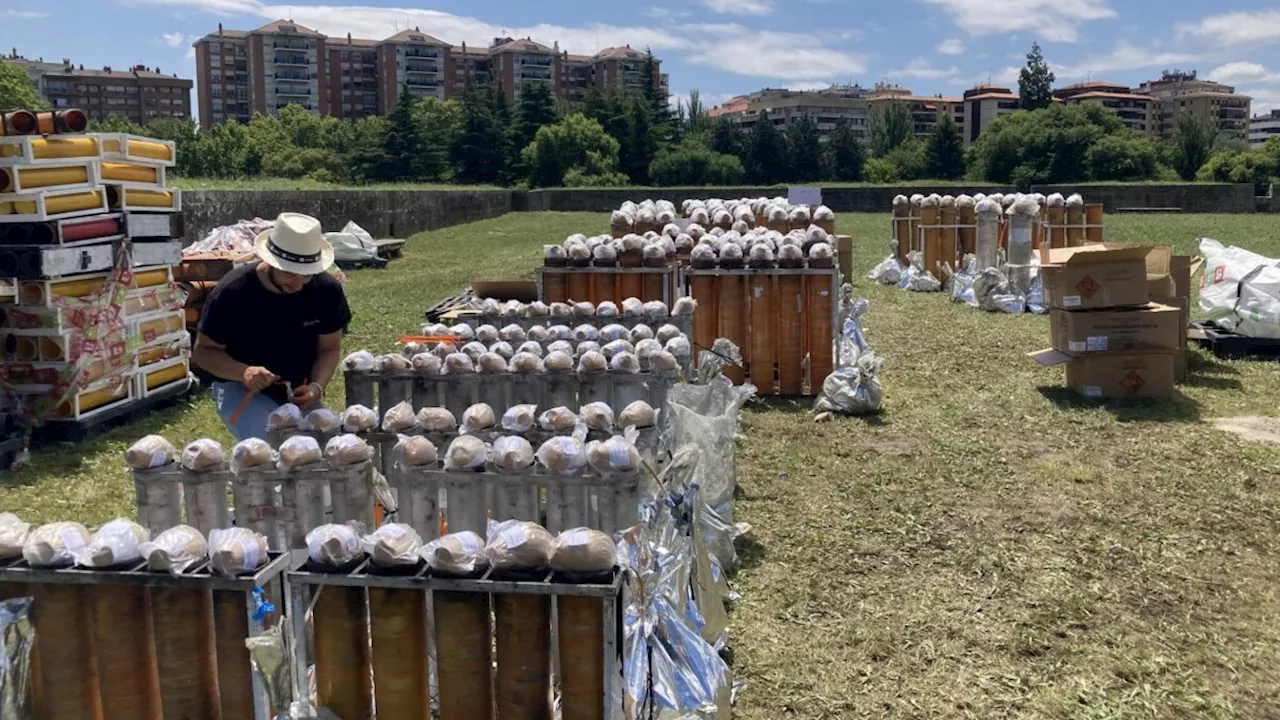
(0, 112), (189, 423)
(1029, 244), (1197, 399)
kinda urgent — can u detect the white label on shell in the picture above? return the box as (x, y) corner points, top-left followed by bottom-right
(1087, 335), (1108, 351)
(456, 533), (481, 553)
(150, 451), (168, 468)
(565, 529), (590, 546)
(499, 526), (527, 549)
(1069, 341), (1087, 353)
(1082, 386), (1103, 398)
(609, 443), (632, 467)
(238, 536), (261, 571)
(59, 528), (86, 553)
(379, 524), (407, 540)
(1064, 295), (1082, 308)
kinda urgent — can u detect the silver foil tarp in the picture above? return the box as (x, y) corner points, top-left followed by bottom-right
(0, 597), (34, 720)
(867, 240), (905, 286)
(692, 338), (743, 387)
(898, 250), (942, 293)
(814, 289), (884, 418)
(246, 623), (341, 720)
(619, 451), (733, 719)
(950, 255), (978, 306)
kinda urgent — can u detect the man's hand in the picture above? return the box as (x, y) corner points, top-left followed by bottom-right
(242, 366), (278, 393)
(291, 383), (322, 409)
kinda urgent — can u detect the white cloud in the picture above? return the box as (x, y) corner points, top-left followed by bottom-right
(162, 32), (187, 47)
(1211, 61), (1280, 87)
(685, 25), (866, 82)
(937, 38), (964, 55)
(1, 9), (48, 18)
(921, 0), (1115, 43)
(1176, 10), (1280, 48)
(122, 0), (262, 13)
(702, 0), (772, 16)
(1052, 41), (1198, 80)
(888, 57), (960, 80)
(786, 81), (833, 91)
(1243, 88), (1280, 115)
(962, 66), (1019, 87)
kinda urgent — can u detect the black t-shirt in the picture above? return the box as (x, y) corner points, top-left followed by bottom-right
(200, 262), (351, 404)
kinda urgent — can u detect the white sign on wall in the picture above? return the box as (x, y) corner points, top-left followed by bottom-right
(788, 186), (822, 207)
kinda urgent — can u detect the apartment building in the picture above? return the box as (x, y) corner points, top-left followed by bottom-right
(961, 84), (1020, 146)
(709, 84), (964, 141)
(194, 23), (665, 122)
(1250, 109), (1280, 149)
(6, 52), (191, 124)
(1055, 81), (1156, 135)
(867, 84), (965, 139)
(1136, 74), (1251, 139)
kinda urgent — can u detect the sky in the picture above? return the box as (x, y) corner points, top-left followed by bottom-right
(4, 0), (1280, 121)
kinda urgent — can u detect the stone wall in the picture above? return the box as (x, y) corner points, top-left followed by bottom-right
(1030, 184), (1257, 213)
(181, 189), (513, 243)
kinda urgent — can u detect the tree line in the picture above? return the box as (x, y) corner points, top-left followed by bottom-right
(3, 52), (1278, 191)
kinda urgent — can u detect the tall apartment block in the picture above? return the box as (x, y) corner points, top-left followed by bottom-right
(193, 20), (666, 123)
(1135, 74), (1251, 139)
(5, 52), (192, 124)
(709, 84), (967, 142)
(1249, 109), (1280, 149)
(1055, 82), (1157, 136)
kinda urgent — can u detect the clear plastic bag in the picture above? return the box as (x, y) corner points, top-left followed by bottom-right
(573, 324), (599, 343)
(536, 435), (587, 475)
(277, 436), (323, 472)
(417, 407), (457, 432)
(510, 352), (544, 373)
(377, 354), (410, 373)
(600, 324), (630, 343)
(490, 436), (535, 471)
(538, 406), (579, 432)
(475, 324), (500, 344)
(655, 324), (682, 345)
(141, 525), (207, 574)
(420, 531), (487, 575)
(450, 324), (475, 342)
(485, 520), (555, 571)
(381, 401), (419, 433)
(580, 402), (615, 432)
(393, 435), (438, 467)
(324, 434), (373, 466)
(23, 522), (90, 568)
(619, 400), (658, 429)
(181, 438), (225, 471)
(601, 340), (634, 360)
(363, 523), (423, 567)
(209, 528), (269, 576)
(343, 350), (376, 372)
(501, 404), (538, 433)
(444, 436), (488, 471)
(306, 523), (363, 568)
(125, 435), (176, 470)
(267, 403), (303, 431)
(341, 405), (379, 433)
(586, 434), (641, 474)
(301, 408), (340, 433)
(461, 403), (496, 434)
(74, 519), (148, 568)
(443, 353), (474, 374)
(550, 528), (616, 573)
(0, 513), (30, 560)
(477, 352), (508, 373)
(577, 351), (607, 373)
(411, 353), (443, 374)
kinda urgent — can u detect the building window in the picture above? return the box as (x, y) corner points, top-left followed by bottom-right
(126, 86), (138, 94)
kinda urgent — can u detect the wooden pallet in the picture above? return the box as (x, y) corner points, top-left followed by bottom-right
(1189, 321), (1280, 360)
(423, 288), (475, 324)
(32, 376), (195, 442)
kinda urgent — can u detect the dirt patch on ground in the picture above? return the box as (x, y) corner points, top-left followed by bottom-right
(1214, 416), (1280, 444)
(859, 435), (920, 457)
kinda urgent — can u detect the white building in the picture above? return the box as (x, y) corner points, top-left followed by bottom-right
(1249, 109), (1280, 149)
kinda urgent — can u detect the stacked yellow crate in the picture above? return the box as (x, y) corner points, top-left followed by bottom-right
(0, 111), (188, 423)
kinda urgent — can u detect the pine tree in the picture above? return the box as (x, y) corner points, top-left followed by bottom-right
(745, 111), (787, 185)
(825, 118), (866, 181)
(451, 84), (504, 185)
(786, 116), (823, 182)
(621, 96), (655, 184)
(924, 114), (966, 179)
(581, 85), (610, 126)
(868, 101), (914, 157)
(489, 84), (517, 185)
(1018, 42), (1055, 111)
(711, 119), (743, 158)
(514, 81), (558, 154)
(640, 50), (672, 146)
(382, 84), (423, 180)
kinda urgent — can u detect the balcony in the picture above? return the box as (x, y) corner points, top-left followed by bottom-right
(275, 86), (312, 97)
(272, 41), (311, 50)
(274, 72), (312, 81)
(404, 49), (439, 59)
(405, 76), (441, 88)
(405, 62), (440, 74)
(518, 57), (553, 67)
(274, 54), (311, 67)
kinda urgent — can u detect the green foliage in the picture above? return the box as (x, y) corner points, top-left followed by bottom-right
(711, 118), (743, 158)
(451, 84), (509, 185)
(1018, 42), (1054, 111)
(868, 101), (914, 157)
(864, 157), (902, 183)
(522, 113), (624, 188)
(744, 111), (787, 185)
(685, 90), (713, 137)
(1170, 112), (1218, 181)
(513, 82), (559, 159)
(824, 119), (866, 182)
(1086, 133), (1160, 181)
(563, 166), (629, 187)
(382, 84), (427, 181)
(786, 117), (823, 183)
(1196, 138), (1280, 192)
(966, 103), (1132, 187)
(0, 59), (46, 110)
(648, 138), (745, 186)
(924, 115), (965, 180)
(883, 139), (926, 181)
(621, 96), (656, 184)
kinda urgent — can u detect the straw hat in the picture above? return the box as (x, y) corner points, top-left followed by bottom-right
(254, 212), (334, 275)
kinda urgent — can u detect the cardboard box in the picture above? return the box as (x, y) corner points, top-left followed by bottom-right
(836, 234), (852, 281)
(1050, 303), (1182, 354)
(1150, 255), (1204, 383)
(1029, 348), (1177, 399)
(1041, 244), (1163, 310)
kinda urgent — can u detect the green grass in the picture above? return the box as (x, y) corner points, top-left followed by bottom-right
(7, 211), (1280, 718)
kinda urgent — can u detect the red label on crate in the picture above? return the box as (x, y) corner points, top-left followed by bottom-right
(4, 365), (32, 383)
(81, 338), (100, 356)
(33, 367), (57, 385)
(1076, 275), (1101, 300)
(107, 341), (126, 363)
(143, 329), (157, 343)
(1120, 371), (1146, 395)
(10, 310), (41, 330)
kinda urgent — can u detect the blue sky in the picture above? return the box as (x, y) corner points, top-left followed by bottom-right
(4, 0), (1280, 119)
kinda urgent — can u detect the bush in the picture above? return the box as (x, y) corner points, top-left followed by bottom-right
(1086, 134), (1160, 181)
(883, 140), (926, 181)
(522, 113), (624, 188)
(563, 166), (630, 187)
(864, 157), (901, 184)
(1196, 150), (1279, 193)
(967, 103), (1134, 186)
(649, 140), (745, 186)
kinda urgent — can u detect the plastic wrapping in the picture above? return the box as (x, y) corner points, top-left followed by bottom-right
(301, 409), (340, 434)
(393, 435), (438, 467)
(510, 352), (544, 373)
(814, 353), (884, 417)
(1006, 197), (1038, 295)
(868, 244), (905, 285)
(277, 435), (323, 472)
(444, 436), (488, 471)
(268, 403), (304, 431)
(973, 267), (1025, 313)
(181, 438), (225, 471)
(475, 325), (500, 344)
(245, 625), (295, 718)
(461, 341), (488, 362)
(586, 435), (641, 473)
(577, 351), (608, 373)
(487, 342), (514, 361)
(125, 434), (176, 470)
(490, 436), (536, 471)
(23, 521), (90, 567)
(417, 407), (457, 432)
(485, 520), (555, 571)
(75, 518), (148, 568)
(381, 401), (419, 432)
(664, 336), (692, 359)
(538, 406), (580, 432)
(573, 324), (600, 343)
(527, 325), (550, 343)
(0, 513), (30, 560)
(656, 324), (683, 345)
(536, 435), (587, 475)
(622, 298), (644, 318)
(0, 597), (35, 720)
(599, 324), (630, 344)
(431, 342), (458, 360)
(581, 402), (615, 432)
(411, 353), (442, 374)
(950, 255), (978, 306)
(378, 354), (410, 374)
(208, 527), (269, 576)
(602, 340), (635, 360)
(651, 351), (680, 373)
(501, 404), (538, 433)
(344, 350), (376, 371)
(443, 353), (474, 374)
(140, 524), (207, 574)
(362, 523), (423, 567)
(461, 403), (496, 434)
(550, 528), (616, 573)
(421, 531), (487, 575)
(325, 434), (373, 466)
(899, 250), (941, 293)
(544, 350), (575, 373)
(975, 198), (1002, 272)
(341, 405), (379, 433)
(1200, 238), (1280, 328)
(573, 301), (596, 317)
(307, 523), (364, 568)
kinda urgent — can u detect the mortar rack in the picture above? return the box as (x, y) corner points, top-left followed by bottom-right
(286, 560), (625, 720)
(0, 551), (292, 720)
(538, 262), (681, 306)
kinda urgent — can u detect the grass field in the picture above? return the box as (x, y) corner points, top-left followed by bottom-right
(7, 212), (1280, 718)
